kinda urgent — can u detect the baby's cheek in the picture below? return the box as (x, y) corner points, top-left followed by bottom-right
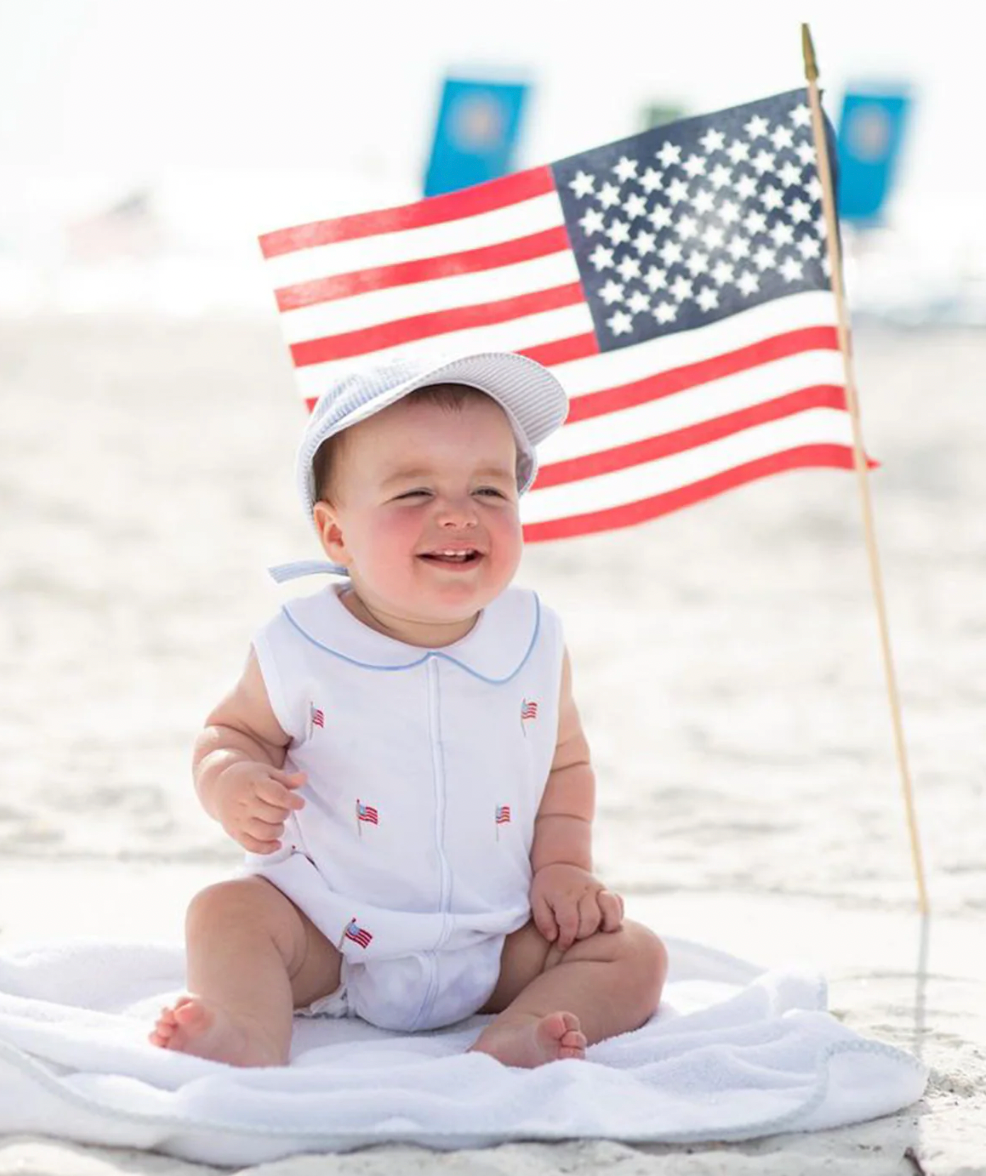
(489, 511), (524, 568)
(362, 514), (422, 575)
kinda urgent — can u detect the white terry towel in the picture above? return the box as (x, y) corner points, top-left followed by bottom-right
(0, 935), (926, 1166)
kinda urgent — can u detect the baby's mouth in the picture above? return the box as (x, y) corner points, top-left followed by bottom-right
(418, 548), (482, 565)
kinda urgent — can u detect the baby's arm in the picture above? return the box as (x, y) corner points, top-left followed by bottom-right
(193, 650), (306, 854)
(529, 650), (624, 950)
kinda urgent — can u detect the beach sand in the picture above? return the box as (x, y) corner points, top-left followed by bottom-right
(0, 316), (983, 1174)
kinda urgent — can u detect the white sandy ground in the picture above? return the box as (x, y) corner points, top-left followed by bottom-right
(0, 317), (984, 1174)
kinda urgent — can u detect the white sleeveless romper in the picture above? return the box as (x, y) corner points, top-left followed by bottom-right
(245, 584), (565, 1032)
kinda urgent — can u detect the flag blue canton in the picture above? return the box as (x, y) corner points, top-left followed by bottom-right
(551, 89), (832, 353)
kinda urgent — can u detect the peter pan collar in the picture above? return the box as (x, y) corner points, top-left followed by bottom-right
(280, 584), (541, 684)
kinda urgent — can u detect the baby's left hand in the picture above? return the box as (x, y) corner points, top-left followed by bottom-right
(530, 863), (624, 952)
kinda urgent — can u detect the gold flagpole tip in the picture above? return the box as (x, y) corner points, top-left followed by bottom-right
(802, 23), (819, 82)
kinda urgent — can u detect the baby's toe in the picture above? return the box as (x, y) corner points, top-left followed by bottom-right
(173, 999), (210, 1029)
(148, 1024), (172, 1047)
(560, 1026), (587, 1057)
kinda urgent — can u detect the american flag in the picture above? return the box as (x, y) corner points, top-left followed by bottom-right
(356, 800), (379, 825)
(309, 703), (325, 729)
(520, 699), (538, 721)
(344, 917), (373, 949)
(259, 89), (860, 542)
(496, 804), (512, 825)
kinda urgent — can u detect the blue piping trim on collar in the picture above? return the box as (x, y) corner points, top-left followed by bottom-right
(280, 595), (541, 685)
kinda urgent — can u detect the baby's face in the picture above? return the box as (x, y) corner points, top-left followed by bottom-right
(315, 393), (523, 640)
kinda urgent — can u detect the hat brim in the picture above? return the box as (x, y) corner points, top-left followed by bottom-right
(299, 351), (569, 516)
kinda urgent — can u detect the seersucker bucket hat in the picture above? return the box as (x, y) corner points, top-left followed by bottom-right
(269, 350), (568, 583)
(296, 350), (569, 518)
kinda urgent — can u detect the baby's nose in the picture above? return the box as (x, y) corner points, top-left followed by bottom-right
(436, 498), (478, 528)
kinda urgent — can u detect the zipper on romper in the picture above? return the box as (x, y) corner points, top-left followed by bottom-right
(412, 656), (453, 1028)
(428, 656), (453, 927)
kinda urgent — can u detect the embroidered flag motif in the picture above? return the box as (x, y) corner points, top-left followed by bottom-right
(344, 917), (373, 949)
(521, 699), (538, 721)
(310, 703), (325, 729)
(356, 800), (379, 825)
(496, 804), (512, 825)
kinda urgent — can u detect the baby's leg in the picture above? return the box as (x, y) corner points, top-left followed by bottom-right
(149, 877), (341, 1067)
(471, 919), (666, 1068)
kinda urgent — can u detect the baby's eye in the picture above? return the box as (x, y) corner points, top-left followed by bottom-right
(474, 487), (506, 498)
(394, 489), (432, 500)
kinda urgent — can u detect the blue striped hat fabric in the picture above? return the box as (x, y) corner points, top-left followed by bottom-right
(296, 351), (569, 519)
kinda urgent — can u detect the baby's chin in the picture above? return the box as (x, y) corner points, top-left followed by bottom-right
(342, 585), (487, 646)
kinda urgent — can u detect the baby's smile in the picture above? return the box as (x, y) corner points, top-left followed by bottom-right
(418, 545), (483, 567)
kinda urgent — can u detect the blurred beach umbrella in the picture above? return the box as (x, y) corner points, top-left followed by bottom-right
(423, 76), (530, 197)
(835, 89), (912, 225)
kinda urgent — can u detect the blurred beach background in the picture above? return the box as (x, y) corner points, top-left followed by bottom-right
(0, 3), (983, 1174)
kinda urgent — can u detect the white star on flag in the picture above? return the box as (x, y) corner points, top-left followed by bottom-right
(613, 156), (639, 182)
(597, 182), (622, 209)
(656, 141), (682, 167)
(607, 309), (633, 335)
(580, 207), (605, 235)
(569, 171), (595, 197)
(640, 168), (663, 193)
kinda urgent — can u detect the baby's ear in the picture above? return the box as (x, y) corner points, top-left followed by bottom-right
(312, 501), (349, 566)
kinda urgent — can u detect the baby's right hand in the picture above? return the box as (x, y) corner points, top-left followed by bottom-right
(212, 761), (307, 854)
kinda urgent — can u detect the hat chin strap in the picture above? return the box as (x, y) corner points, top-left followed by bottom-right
(267, 559), (350, 583)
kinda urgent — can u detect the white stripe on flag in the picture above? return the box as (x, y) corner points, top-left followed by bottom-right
(538, 350), (845, 464)
(521, 409), (855, 523)
(262, 192), (567, 289)
(556, 291), (839, 398)
(278, 250), (582, 344)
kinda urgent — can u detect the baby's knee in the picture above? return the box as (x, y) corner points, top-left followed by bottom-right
(185, 877), (289, 938)
(627, 922), (668, 988)
(606, 921), (668, 1008)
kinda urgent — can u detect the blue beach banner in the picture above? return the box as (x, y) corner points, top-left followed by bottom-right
(423, 77), (530, 198)
(835, 90), (911, 224)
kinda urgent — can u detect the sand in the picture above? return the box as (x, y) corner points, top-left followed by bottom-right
(0, 315), (983, 1174)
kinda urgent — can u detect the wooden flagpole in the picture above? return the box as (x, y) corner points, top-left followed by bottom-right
(801, 23), (929, 914)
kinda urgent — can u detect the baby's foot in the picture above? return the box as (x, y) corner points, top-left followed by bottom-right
(148, 995), (283, 1067)
(470, 1010), (587, 1067)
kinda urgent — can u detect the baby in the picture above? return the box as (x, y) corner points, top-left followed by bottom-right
(150, 350), (667, 1068)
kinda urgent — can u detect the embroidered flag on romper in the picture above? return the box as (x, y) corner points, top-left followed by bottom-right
(356, 800), (379, 825)
(344, 918), (373, 949)
(259, 89), (866, 543)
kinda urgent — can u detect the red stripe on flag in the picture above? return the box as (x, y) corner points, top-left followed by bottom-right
(523, 445), (864, 542)
(275, 227), (572, 312)
(566, 327), (840, 424)
(260, 167), (556, 258)
(290, 283), (586, 366)
(520, 333), (599, 367)
(534, 386), (849, 489)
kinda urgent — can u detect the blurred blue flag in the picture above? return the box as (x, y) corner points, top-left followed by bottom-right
(423, 77), (529, 198)
(835, 90), (911, 224)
